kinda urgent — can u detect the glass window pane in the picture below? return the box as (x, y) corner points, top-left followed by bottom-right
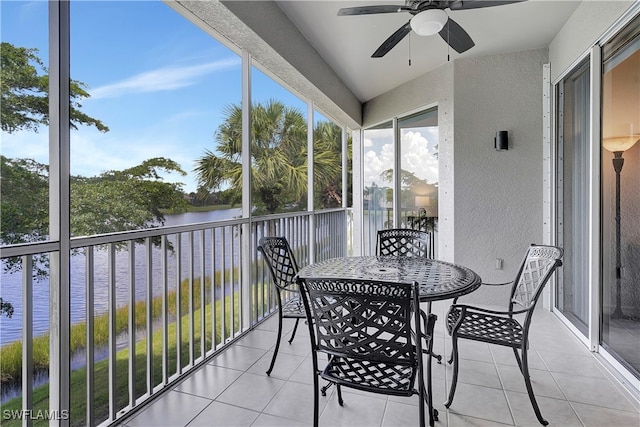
(69, 2), (243, 423)
(1, 1), (50, 246)
(399, 109), (438, 256)
(363, 122), (393, 254)
(251, 66), (308, 214)
(71, 1), (241, 237)
(0, 0), (50, 416)
(555, 58), (590, 335)
(601, 15), (640, 378)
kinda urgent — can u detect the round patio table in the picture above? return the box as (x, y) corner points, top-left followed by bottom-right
(297, 256), (482, 424)
(297, 256), (482, 302)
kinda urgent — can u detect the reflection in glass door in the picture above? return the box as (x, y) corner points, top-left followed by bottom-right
(362, 109), (439, 255)
(399, 109), (439, 257)
(362, 122), (393, 254)
(601, 15), (640, 378)
(555, 58), (590, 335)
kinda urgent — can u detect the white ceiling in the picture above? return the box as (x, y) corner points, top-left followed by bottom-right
(276, 0), (582, 102)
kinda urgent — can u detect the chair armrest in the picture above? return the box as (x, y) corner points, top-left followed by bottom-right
(480, 281), (513, 287)
(449, 304), (511, 316)
(449, 304), (529, 317)
(450, 281), (513, 305)
(417, 309), (437, 340)
(276, 281), (300, 293)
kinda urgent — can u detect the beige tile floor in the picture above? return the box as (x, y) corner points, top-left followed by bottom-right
(121, 301), (640, 427)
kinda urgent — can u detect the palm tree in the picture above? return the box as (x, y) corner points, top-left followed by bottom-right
(313, 120), (350, 208)
(195, 100), (348, 214)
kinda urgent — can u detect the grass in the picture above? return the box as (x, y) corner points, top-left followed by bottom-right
(0, 270), (232, 385)
(1, 296), (234, 426)
(0, 274), (272, 426)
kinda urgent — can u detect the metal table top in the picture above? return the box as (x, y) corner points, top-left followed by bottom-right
(297, 256), (482, 302)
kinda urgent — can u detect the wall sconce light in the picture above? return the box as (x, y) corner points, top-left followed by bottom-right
(495, 130), (508, 151)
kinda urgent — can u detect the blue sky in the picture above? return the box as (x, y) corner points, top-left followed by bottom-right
(1, 0), (307, 193)
(1, 1), (438, 196)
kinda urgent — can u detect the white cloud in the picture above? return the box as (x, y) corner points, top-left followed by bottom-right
(401, 130), (438, 183)
(90, 58), (240, 99)
(362, 128), (438, 188)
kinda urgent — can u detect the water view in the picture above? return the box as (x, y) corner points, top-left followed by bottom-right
(0, 208), (241, 346)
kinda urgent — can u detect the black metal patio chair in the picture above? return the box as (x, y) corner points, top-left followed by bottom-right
(376, 228), (432, 259)
(257, 236), (306, 376)
(445, 244), (563, 426)
(377, 228), (441, 362)
(298, 277), (438, 427)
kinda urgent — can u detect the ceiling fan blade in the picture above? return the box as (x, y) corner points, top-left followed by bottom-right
(372, 21), (412, 58)
(438, 18), (475, 53)
(449, 0), (526, 10)
(338, 5), (410, 16)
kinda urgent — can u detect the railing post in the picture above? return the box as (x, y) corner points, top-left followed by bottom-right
(85, 248), (95, 426)
(128, 241), (137, 408)
(22, 256), (33, 427)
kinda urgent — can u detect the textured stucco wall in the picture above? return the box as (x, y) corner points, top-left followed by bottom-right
(363, 49), (548, 282)
(549, 1), (634, 82)
(453, 49), (548, 284)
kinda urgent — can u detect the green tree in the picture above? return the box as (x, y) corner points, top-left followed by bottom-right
(0, 156), (49, 246)
(70, 158), (188, 237)
(195, 100), (348, 214)
(1, 42), (109, 133)
(0, 155), (187, 254)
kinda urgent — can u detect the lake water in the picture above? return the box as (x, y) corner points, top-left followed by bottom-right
(0, 208), (241, 346)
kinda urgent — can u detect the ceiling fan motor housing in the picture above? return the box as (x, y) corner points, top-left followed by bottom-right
(410, 9), (448, 36)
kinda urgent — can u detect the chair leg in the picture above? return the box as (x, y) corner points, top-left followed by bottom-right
(418, 380), (426, 427)
(444, 335), (460, 408)
(320, 381), (333, 396)
(288, 318), (300, 344)
(520, 346), (549, 426)
(336, 384), (344, 406)
(426, 339), (436, 425)
(266, 308), (284, 376)
(312, 371), (320, 427)
(513, 347), (524, 374)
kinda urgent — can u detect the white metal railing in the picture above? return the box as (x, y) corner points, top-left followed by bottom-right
(0, 209), (347, 426)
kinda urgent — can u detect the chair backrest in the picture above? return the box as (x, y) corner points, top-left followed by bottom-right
(376, 228), (432, 258)
(258, 237), (299, 291)
(509, 244), (563, 312)
(298, 277), (421, 368)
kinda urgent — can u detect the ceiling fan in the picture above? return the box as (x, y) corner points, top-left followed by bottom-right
(337, 0), (526, 58)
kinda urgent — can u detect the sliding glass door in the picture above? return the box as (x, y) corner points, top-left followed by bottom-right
(362, 121), (394, 254)
(361, 108), (439, 255)
(555, 58), (591, 335)
(600, 15), (640, 378)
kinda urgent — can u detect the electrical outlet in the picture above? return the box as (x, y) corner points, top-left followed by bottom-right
(495, 258), (503, 270)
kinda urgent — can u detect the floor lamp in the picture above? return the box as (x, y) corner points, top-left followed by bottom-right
(603, 135), (639, 319)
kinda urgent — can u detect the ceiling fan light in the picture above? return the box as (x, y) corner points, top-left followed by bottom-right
(410, 9), (448, 36)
